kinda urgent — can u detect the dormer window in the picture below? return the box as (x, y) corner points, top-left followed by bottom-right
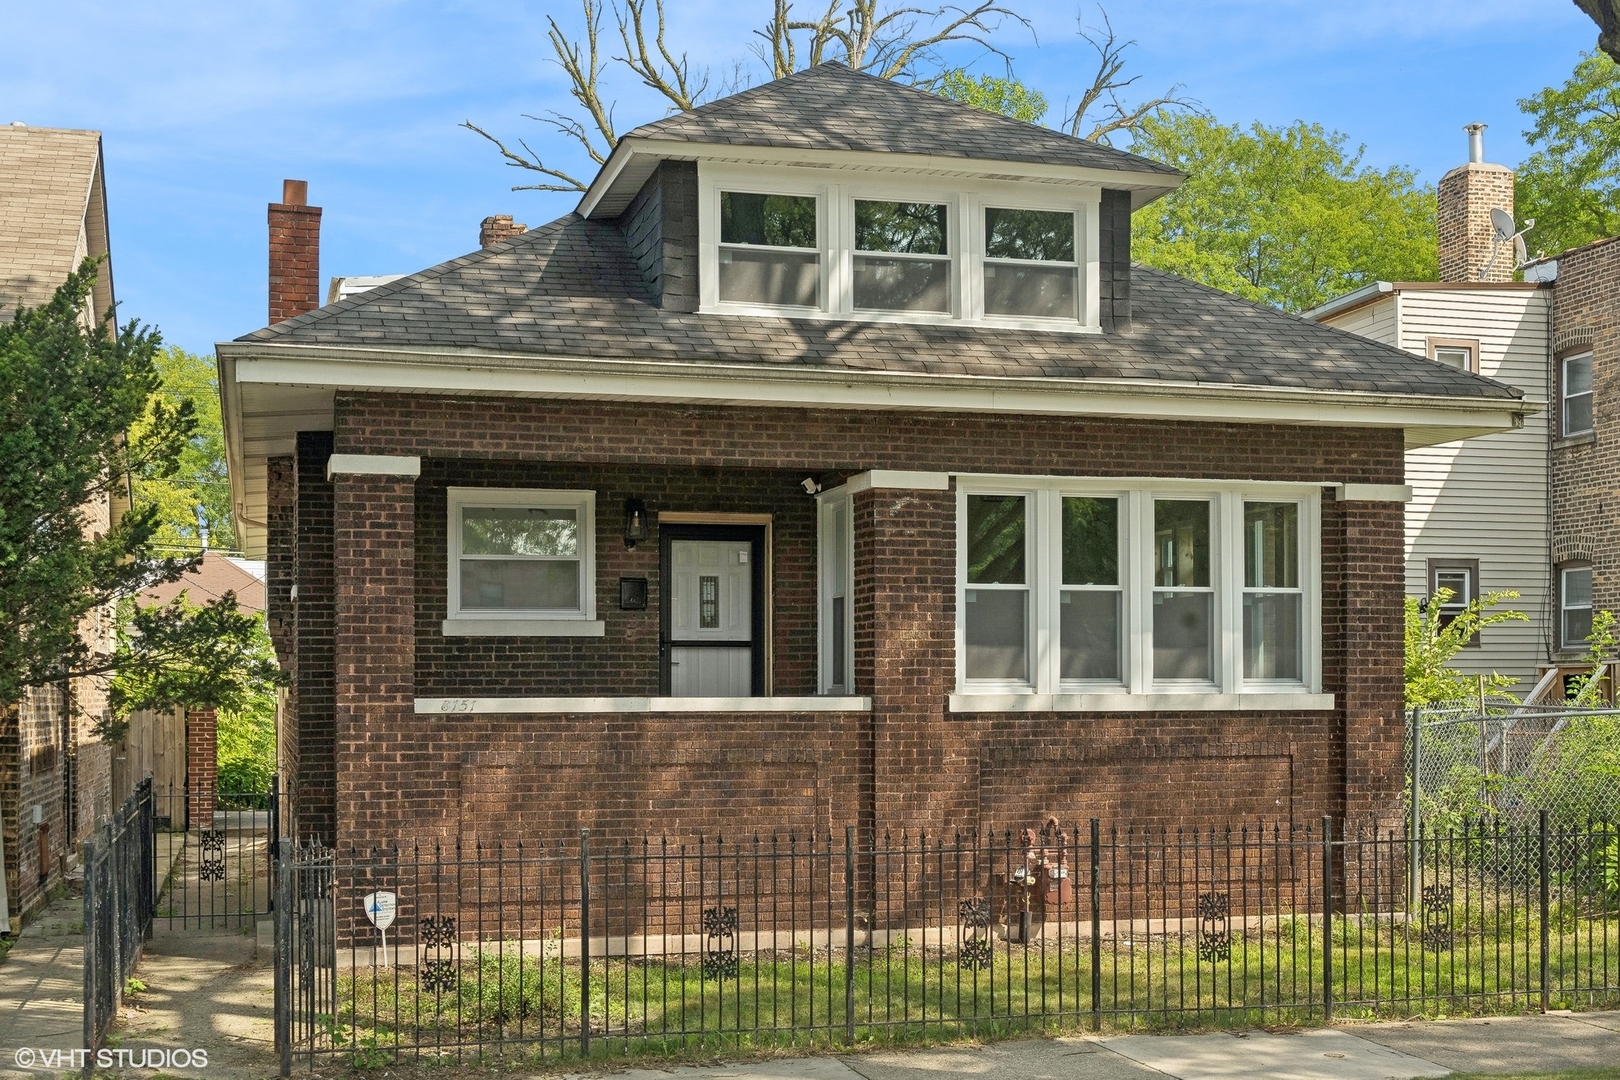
(699, 166), (1100, 329)
(983, 207), (1078, 320)
(853, 200), (951, 313)
(718, 191), (819, 308)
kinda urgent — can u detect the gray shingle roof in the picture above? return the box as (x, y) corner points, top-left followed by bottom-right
(240, 213), (1522, 402)
(621, 62), (1182, 179)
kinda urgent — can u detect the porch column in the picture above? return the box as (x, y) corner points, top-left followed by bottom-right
(1333, 487), (1408, 830)
(330, 455), (419, 853)
(850, 472), (960, 830)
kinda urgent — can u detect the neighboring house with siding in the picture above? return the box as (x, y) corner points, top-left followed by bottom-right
(1310, 278), (1552, 695)
(1310, 125), (1620, 704)
(0, 124), (119, 930)
(219, 64), (1527, 853)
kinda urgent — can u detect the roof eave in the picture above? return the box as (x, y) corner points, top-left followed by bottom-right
(576, 136), (1184, 219)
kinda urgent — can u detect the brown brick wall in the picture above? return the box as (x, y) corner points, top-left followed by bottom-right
(1551, 237), (1620, 655)
(294, 433), (336, 842)
(186, 708), (217, 826)
(279, 393), (1408, 849)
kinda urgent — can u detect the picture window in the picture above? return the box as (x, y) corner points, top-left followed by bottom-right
(447, 489), (596, 623)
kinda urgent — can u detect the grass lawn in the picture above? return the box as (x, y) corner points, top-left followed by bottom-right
(304, 907), (1620, 1070)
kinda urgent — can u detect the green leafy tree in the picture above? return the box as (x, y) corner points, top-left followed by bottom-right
(131, 347), (236, 552)
(0, 261), (282, 733)
(1518, 51), (1620, 258)
(1403, 587), (1528, 709)
(1130, 113), (1439, 313)
(938, 70), (1047, 123)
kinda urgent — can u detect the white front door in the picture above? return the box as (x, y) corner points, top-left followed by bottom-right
(668, 539), (753, 696)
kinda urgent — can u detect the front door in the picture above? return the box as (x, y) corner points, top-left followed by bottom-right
(661, 525), (765, 696)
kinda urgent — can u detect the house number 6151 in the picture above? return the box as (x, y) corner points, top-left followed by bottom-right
(439, 699), (477, 712)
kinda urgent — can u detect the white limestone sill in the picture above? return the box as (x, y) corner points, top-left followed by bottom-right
(416, 696), (873, 715)
(949, 692), (1336, 713)
(442, 618), (605, 637)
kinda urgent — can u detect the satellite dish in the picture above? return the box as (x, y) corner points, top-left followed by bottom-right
(1491, 207), (1516, 242)
(1513, 234), (1528, 265)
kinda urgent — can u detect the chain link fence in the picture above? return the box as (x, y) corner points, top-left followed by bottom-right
(1409, 703), (1620, 834)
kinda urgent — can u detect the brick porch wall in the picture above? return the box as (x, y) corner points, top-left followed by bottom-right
(278, 394), (1408, 848)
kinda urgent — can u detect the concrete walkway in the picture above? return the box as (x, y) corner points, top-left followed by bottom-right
(0, 889), (86, 1060)
(562, 1013), (1620, 1079)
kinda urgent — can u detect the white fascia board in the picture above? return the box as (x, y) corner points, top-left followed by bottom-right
(1301, 282), (1393, 323)
(221, 344), (1533, 443)
(578, 137), (1183, 218)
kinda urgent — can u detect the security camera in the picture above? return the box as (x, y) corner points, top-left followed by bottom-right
(801, 477), (822, 495)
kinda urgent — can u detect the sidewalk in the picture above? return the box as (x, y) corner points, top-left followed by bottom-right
(0, 888), (86, 1062)
(561, 1012), (1620, 1080)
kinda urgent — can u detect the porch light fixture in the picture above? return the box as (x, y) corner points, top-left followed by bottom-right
(623, 498), (648, 549)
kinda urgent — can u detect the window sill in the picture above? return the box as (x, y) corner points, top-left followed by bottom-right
(441, 619), (605, 637)
(700, 303), (1100, 336)
(415, 695), (873, 714)
(948, 692), (1335, 713)
(1554, 433), (1596, 450)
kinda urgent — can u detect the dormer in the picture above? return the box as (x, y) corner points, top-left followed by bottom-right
(579, 63), (1182, 333)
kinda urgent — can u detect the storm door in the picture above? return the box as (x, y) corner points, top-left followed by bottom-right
(660, 525), (766, 696)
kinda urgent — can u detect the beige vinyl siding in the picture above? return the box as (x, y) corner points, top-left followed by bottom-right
(1324, 294), (1399, 348)
(1323, 287), (1551, 694)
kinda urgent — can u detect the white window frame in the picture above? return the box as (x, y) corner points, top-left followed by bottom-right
(1563, 352), (1594, 438)
(443, 487), (602, 637)
(953, 478), (1322, 703)
(1560, 563), (1595, 651)
(698, 162), (1100, 331)
(817, 488), (856, 694)
(847, 188), (958, 318)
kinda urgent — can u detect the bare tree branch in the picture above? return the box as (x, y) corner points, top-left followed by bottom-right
(757, 1), (1027, 85)
(459, 119), (595, 193)
(1574, 0), (1620, 65)
(1063, 6), (1196, 144)
(617, 0), (708, 109)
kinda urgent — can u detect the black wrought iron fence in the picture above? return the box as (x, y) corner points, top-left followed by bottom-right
(84, 778), (156, 1052)
(274, 815), (1620, 1074)
(153, 780), (278, 928)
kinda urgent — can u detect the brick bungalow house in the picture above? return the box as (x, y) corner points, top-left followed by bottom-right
(0, 124), (118, 929)
(219, 64), (1530, 853)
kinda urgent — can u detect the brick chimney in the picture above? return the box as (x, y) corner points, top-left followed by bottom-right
(480, 214), (527, 248)
(268, 179), (322, 323)
(1437, 123), (1515, 283)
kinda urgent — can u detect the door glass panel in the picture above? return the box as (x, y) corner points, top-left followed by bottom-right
(699, 576), (720, 628)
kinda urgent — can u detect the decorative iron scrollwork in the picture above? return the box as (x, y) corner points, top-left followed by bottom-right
(958, 897), (993, 970)
(420, 958), (458, 994)
(1421, 884), (1454, 953)
(1196, 892), (1232, 963)
(419, 915), (457, 949)
(197, 829), (226, 882)
(700, 906), (739, 980)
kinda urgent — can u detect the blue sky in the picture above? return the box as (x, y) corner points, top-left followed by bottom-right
(0, 0), (1599, 355)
